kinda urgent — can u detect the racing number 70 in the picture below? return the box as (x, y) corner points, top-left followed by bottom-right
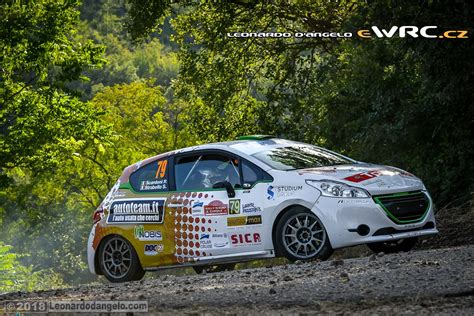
(155, 160), (167, 179)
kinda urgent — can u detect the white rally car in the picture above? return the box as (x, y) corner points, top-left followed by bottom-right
(88, 136), (438, 282)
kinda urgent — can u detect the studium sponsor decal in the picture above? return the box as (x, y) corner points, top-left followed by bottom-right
(267, 186), (275, 200)
(204, 200), (228, 216)
(134, 225), (162, 241)
(230, 233), (261, 247)
(227, 215), (262, 227)
(144, 244), (163, 256)
(107, 199), (165, 224)
(242, 202), (261, 213)
(267, 185), (303, 200)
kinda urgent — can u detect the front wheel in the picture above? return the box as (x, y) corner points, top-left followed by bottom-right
(98, 235), (145, 282)
(275, 207), (333, 262)
(367, 237), (418, 254)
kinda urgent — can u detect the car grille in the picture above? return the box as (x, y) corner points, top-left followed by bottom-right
(373, 191), (430, 224)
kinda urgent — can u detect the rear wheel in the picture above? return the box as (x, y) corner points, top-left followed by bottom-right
(98, 235), (145, 282)
(193, 263), (235, 274)
(275, 207), (333, 262)
(367, 237), (418, 254)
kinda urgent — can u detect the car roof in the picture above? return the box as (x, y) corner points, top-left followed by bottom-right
(121, 138), (302, 178)
(157, 138), (304, 159)
(176, 137), (307, 157)
(206, 138), (302, 155)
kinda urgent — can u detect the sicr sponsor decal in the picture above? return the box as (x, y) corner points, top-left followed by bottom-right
(230, 233), (262, 247)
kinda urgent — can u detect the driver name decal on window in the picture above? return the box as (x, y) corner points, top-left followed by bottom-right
(140, 159), (168, 191)
(130, 158), (169, 192)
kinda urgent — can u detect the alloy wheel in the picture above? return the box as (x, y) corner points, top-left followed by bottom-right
(102, 237), (132, 279)
(282, 213), (326, 259)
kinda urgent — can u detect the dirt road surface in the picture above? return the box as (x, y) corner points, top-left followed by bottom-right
(1, 245), (473, 315)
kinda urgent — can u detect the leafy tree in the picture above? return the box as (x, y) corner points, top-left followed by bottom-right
(126, 0), (474, 205)
(65, 0), (179, 100)
(0, 242), (64, 292)
(0, 0), (108, 187)
(0, 81), (197, 285)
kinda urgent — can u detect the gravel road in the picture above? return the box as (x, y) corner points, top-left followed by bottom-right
(1, 245), (473, 315)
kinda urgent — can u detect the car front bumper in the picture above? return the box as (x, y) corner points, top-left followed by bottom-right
(312, 191), (438, 249)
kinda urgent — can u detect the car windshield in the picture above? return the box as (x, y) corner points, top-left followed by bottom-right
(252, 145), (354, 171)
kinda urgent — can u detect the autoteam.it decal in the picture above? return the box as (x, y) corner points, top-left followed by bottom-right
(106, 199), (165, 224)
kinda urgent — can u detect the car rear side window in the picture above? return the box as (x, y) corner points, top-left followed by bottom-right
(129, 158), (169, 192)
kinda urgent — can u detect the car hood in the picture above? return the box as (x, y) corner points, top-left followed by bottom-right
(297, 163), (425, 195)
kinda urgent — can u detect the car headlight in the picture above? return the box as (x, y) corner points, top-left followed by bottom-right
(306, 180), (370, 198)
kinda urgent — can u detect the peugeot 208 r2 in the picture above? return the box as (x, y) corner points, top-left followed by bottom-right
(87, 136), (438, 282)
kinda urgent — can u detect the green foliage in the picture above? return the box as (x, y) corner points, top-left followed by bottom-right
(127, 0), (474, 205)
(125, 0), (171, 41)
(67, 0), (179, 99)
(0, 242), (65, 292)
(1, 0), (192, 290)
(0, 81), (196, 286)
(0, 0), (108, 184)
(1, 0), (473, 294)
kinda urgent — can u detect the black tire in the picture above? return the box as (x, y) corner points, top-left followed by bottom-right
(98, 235), (145, 283)
(193, 263), (236, 274)
(367, 237), (418, 254)
(274, 206), (333, 262)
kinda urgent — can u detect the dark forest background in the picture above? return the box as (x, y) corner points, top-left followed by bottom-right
(0, 0), (472, 291)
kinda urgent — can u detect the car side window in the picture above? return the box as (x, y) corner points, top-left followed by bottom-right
(175, 153), (241, 191)
(129, 158), (169, 192)
(242, 160), (272, 187)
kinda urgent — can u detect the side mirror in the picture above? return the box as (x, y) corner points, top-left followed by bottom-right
(213, 181), (236, 198)
(242, 183), (252, 189)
